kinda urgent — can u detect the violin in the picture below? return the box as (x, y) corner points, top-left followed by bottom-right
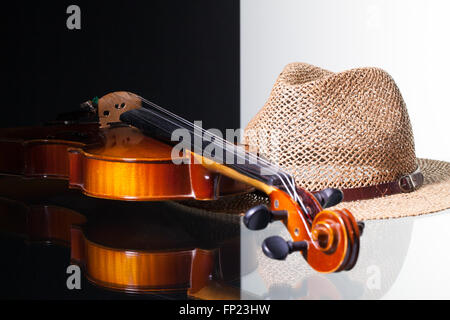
(68, 123), (252, 201)
(88, 91), (364, 273)
(0, 178), (253, 299)
(0, 92), (251, 200)
(0, 90), (363, 273)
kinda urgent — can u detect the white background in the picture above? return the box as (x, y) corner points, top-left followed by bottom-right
(241, 0), (450, 162)
(241, 0), (450, 299)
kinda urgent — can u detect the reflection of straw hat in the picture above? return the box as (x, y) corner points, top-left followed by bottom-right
(246, 217), (413, 299)
(179, 62), (450, 220)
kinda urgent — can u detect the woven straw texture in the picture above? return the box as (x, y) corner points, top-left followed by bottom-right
(178, 158), (450, 220)
(177, 63), (450, 220)
(244, 63), (417, 191)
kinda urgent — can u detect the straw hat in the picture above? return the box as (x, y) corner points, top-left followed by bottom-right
(179, 63), (450, 220)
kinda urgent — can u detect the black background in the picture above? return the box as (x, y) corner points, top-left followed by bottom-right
(1, 1), (240, 300)
(2, 1), (240, 130)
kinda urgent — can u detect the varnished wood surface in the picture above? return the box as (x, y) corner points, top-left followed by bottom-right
(0, 197), (85, 244)
(0, 91), (251, 202)
(68, 125), (252, 201)
(0, 123), (100, 178)
(69, 205), (243, 295)
(72, 227), (202, 292)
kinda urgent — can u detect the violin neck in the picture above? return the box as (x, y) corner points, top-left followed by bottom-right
(119, 102), (287, 189)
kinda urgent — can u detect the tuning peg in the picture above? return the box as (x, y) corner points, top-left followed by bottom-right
(313, 188), (344, 208)
(357, 221), (365, 236)
(243, 205), (288, 231)
(262, 236), (308, 260)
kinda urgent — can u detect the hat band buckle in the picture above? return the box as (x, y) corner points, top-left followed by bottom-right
(398, 170), (422, 193)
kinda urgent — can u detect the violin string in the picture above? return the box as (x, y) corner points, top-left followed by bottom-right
(132, 94), (286, 176)
(128, 101), (298, 202)
(130, 94), (302, 204)
(137, 95), (292, 177)
(113, 93), (303, 205)
(136, 95), (303, 204)
(135, 95), (299, 200)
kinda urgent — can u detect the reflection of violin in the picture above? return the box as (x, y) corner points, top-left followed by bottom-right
(70, 207), (243, 298)
(0, 196), (85, 246)
(97, 91), (364, 273)
(0, 181), (252, 299)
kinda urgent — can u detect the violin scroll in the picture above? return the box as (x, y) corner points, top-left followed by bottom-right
(243, 187), (361, 273)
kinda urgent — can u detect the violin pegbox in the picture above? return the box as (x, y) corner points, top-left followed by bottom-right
(95, 91), (143, 128)
(244, 187), (361, 273)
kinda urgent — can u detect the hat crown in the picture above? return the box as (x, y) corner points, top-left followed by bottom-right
(244, 63), (417, 191)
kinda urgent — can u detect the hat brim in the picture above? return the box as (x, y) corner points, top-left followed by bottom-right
(174, 158), (450, 221)
(332, 158), (450, 220)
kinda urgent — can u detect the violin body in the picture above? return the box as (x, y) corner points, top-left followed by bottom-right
(68, 124), (252, 201)
(0, 92), (251, 201)
(0, 123), (100, 179)
(0, 123), (250, 201)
